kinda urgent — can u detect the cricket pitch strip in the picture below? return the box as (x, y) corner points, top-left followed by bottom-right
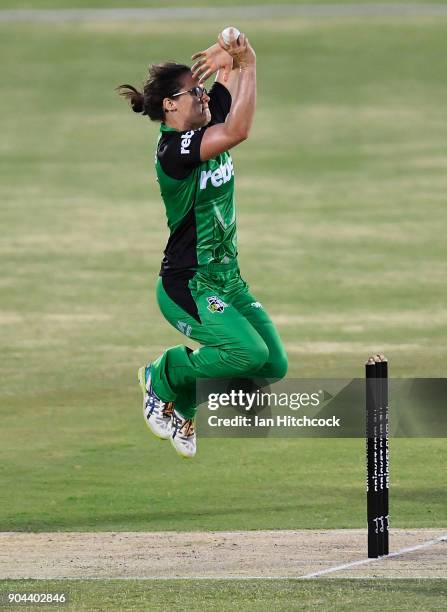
(1, 529), (446, 580)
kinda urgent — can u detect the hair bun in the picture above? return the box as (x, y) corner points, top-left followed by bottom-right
(131, 95), (145, 114)
(116, 84), (146, 115)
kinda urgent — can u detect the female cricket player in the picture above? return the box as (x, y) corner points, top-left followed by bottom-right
(117, 30), (288, 458)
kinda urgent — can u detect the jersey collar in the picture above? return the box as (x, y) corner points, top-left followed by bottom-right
(160, 123), (179, 133)
(160, 123), (202, 133)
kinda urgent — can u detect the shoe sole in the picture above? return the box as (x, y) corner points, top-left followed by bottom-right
(170, 439), (195, 459)
(170, 431), (196, 459)
(138, 366), (195, 457)
(138, 366), (169, 441)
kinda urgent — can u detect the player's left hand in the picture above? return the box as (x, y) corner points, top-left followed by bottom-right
(191, 43), (233, 84)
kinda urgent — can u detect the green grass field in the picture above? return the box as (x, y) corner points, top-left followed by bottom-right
(1, 8), (446, 609)
(1, 579), (447, 611)
(1, 12), (446, 530)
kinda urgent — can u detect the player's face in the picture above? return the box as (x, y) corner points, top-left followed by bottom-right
(173, 73), (211, 129)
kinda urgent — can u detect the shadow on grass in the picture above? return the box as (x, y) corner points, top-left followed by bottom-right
(1, 503), (303, 532)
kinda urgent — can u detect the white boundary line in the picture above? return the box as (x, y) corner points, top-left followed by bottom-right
(298, 533), (447, 579)
(37, 575), (446, 580)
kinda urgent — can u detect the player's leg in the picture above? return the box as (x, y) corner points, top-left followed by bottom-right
(229, 278), (288, 381)
(144, 276), (269, 458)
(150, 275), (269, 417)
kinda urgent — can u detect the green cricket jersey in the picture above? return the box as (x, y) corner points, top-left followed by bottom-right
(155, 82), (237, 274)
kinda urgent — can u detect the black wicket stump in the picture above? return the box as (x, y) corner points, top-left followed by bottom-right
(365, 354), (389, 558)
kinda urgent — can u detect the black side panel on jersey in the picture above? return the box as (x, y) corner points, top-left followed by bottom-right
(208, 81), (232, 125)
(160, 206), (197, 274)
(162, 270), (201, 323)
(157, 129), (204, 180)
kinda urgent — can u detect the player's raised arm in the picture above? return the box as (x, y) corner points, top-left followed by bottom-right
(191, 31), (256, 161)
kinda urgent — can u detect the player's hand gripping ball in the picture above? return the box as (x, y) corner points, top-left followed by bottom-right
(221, 26), (241, 45)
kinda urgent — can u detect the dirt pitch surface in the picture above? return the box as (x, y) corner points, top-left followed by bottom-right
(1, 529), (446, 580)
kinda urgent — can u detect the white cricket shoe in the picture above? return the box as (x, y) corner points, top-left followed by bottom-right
(138, 365), (174, 440)
(170, 409), (196, 459)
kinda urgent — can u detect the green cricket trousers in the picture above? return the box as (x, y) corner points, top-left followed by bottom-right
(150, 261), (288, 419)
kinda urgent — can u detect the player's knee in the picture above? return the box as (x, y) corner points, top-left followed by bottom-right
(244, 340), (269, 373)
(220, 339), (269, 376)
(266, 352), (288, 380)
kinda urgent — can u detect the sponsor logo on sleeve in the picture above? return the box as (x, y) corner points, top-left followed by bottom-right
(180, 130), (195, 155)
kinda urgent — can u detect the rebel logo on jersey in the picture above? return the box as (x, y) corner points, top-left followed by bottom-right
(180, 130), (195, 155)
(200, 157), (234, 190)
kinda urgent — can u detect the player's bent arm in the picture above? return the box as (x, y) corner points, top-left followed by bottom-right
(215, 37), (244, 98)
(215, 67), (239, 98)
(200, 63), (256, 161)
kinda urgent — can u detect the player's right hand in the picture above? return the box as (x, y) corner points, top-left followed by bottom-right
(218, 33), (255, 68)
(191, 43), (233, 84)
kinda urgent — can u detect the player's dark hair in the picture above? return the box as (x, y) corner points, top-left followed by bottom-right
(116, 62), (191, 122)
